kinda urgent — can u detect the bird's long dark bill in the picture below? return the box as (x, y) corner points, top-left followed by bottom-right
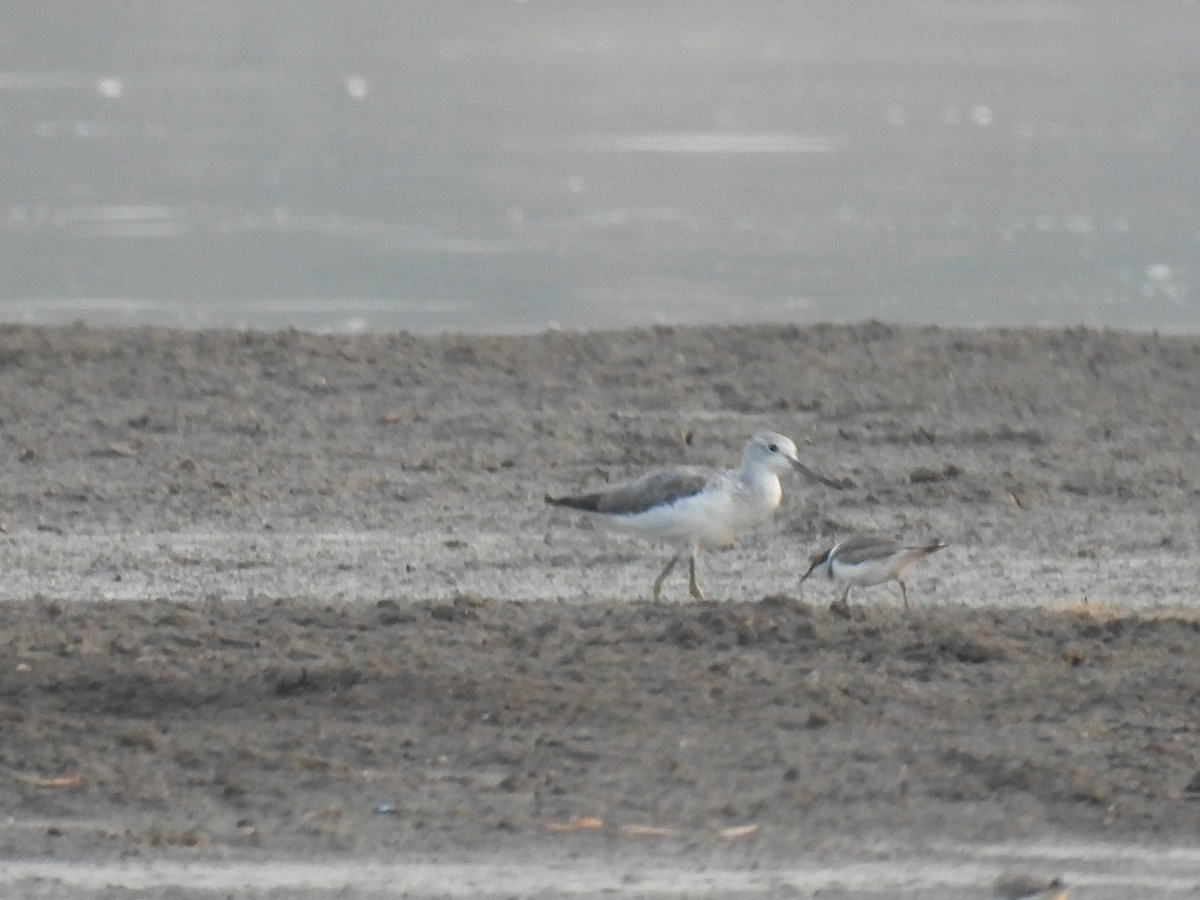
(798, 552), (825, 584)
(791, 459), (842, 489)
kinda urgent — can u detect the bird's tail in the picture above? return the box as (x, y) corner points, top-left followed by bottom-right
(922, 540), (948, 555)
(544, 492), (602, 512)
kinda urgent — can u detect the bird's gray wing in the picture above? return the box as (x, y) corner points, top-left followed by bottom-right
(831, 535), (946, 565)
(548, 466), (712, 515)
(829, 535), (904, 565)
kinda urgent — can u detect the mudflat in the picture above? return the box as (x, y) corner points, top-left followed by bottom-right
(1, 323), (1198, 894)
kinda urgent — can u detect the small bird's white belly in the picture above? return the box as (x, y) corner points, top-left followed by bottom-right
(829, 557), (898, 587)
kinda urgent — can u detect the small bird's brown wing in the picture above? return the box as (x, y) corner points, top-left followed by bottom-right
(546, 467), (712, 516)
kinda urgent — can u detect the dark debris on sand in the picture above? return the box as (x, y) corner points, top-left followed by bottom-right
(2, 596), (1199, 860)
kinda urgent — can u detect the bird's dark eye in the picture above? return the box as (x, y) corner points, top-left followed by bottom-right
(768, 442), (778, 452)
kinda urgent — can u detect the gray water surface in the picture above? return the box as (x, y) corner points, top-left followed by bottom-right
(3, 2), (1198, 333)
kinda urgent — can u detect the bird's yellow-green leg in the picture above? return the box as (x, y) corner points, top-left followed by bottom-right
(652, 553), (679, 601)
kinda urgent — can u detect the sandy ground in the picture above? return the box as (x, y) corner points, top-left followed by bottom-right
(1, 322), (1199, 897)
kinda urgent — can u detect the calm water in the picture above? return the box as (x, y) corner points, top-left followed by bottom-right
(2, 2), (1198, 333)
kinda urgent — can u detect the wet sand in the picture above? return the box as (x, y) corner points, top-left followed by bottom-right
(1, 322), (1199, 895)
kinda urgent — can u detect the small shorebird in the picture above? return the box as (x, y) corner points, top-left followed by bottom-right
(799, 534), (947, 609)
(546, 430), (842, 601)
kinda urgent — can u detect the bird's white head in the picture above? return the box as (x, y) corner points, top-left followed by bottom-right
(744, 431), (842, 488)
(743, 431), (801, 474)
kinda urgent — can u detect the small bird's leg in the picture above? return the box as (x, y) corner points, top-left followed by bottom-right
(830, 584), (852, 617)
(899, 580), (910, 610)
(687, 553), (706, 601)
(652, 553), (679, 601)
